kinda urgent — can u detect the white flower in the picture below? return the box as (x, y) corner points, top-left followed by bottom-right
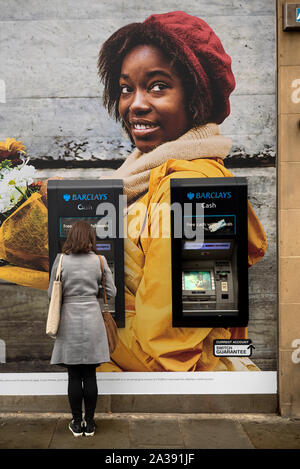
(0, 162), (37, 214)
(0, 181), (22, 213)
(1, 164), (36, 186)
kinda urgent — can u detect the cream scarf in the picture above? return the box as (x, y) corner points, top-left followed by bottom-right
(101, 123), (232, 204)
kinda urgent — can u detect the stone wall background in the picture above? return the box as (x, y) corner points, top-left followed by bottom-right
(0, 0), (277, 372)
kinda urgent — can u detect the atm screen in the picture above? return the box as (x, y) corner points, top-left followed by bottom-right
(183, 242), (231, 250)
(59, 217), (111, 238)
(96, 243), (111, 251)
(183, 270), (214, 291)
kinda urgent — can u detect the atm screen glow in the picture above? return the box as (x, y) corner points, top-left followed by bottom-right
(96, 243), (111, 251)
(184, 242), (231, 250)
(183, 271), (212, 291)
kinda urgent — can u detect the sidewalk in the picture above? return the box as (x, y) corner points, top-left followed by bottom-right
(0, 412), (300, 449)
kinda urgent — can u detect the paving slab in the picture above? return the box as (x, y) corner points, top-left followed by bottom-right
(129, 418), (184, 448)
(179, 418), (254, 449)
(240, 419), (300, 449)
(0, 416), (56, 449)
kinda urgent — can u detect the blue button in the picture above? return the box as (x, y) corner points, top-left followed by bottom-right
(296, 7), (300, 22)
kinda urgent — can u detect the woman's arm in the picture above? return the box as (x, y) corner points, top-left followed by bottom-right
(100, 255), (117, 299)
(47, 254), (61, 299)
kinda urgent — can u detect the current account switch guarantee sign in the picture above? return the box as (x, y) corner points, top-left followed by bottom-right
(213, 339), (255, 357)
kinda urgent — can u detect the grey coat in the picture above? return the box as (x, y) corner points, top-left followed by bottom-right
(48, 251), (117, 366)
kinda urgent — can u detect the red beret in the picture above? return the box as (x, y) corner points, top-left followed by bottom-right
(143, 11), (235, 124)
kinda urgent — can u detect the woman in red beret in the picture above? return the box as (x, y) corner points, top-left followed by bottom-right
(97, 11), (267, 372)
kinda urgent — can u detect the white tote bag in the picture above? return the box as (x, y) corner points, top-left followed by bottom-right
(46, 254), (64, 338)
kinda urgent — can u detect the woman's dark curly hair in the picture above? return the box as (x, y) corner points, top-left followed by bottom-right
(98, 22), (212, 137)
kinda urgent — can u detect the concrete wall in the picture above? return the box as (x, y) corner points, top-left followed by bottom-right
(0, 1), (277, 382)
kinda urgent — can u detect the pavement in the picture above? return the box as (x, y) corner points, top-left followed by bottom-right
(0, 412), (300, 451)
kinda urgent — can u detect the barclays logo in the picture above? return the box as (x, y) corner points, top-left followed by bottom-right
(187, 191), (232, 200)
(63, 193), (108, 202)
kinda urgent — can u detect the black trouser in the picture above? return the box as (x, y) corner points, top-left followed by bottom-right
(66, 364), (98, 423)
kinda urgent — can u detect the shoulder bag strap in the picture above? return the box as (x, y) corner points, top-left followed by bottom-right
(55, 254), (64, 281)
(98, 255), (108, 305)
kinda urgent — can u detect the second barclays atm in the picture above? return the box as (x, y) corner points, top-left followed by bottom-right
(170, 177), (248, 328)
(47, 179), (125, 327)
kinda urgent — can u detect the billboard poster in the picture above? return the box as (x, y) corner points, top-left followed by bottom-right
(0, 1), (277, 396)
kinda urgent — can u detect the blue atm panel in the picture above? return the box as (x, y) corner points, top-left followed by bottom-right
(47, 179), (125, 327)
(170, 177), (248, 328)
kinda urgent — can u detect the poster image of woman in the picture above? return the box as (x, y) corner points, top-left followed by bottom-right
(95, 11), (267, 373)
(0, 11), (267, 373)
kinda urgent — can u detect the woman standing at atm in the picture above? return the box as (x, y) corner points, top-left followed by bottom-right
(96, 11), (267, 373)
(48, 220), (116, 436)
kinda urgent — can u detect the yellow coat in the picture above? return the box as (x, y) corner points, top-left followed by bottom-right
(100, 157), (267, 372)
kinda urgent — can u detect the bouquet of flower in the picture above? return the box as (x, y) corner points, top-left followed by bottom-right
(0, 138), (42, 221)
(0, 139), (49, 288)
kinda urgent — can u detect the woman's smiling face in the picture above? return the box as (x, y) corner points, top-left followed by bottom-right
(118, 44), (190, 153)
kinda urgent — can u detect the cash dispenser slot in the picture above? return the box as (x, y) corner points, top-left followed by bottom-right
(171, 177), (248, 327)
(47, 179), (125, 327)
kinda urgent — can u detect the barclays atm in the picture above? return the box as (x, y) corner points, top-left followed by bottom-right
(170, 177), (248, 328)
(47, 179), (125, 327)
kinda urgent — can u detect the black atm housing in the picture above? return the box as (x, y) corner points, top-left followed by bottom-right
(47, 179), (125, 327)
(170, 177), (248, 328)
